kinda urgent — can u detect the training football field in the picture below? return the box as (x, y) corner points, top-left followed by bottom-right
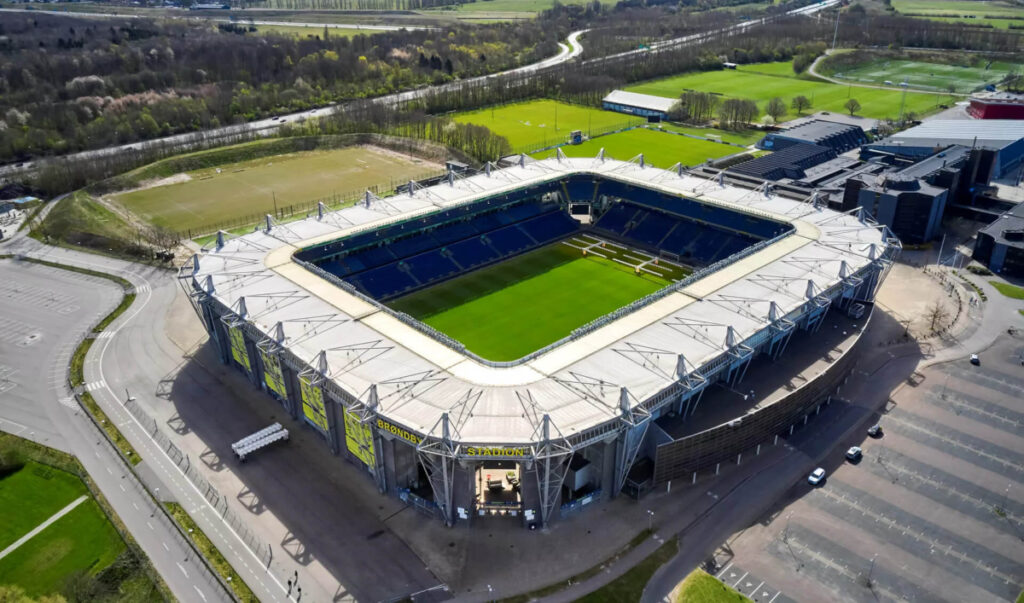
(389, 238), (689, 361)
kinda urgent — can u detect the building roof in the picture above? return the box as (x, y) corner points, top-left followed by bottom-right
(728, 143), (836, 180)
(785, 111), (879, 131)
(970, 91), (1024, 105)
(186, 157), (894, 448)
(979, 202), (1024, 248)
(889, 120), (1024, 150)
(602, 90), (678, 114)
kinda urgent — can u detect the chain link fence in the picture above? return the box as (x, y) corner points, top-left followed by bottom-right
(125, 399), (273, 567)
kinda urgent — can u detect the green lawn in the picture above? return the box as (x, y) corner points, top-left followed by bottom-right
(389, 240), (679, 361)
(111, 146), (436, 231)
(674, 569), (752, 602)
(626, 63), (944, 121)
(577, 538), (679, 603)
(893, 0), (1024, 27)
(0, 498), (124, 597)
(0, 462), (88, 551)
(989, 281), (1024, 300)
(255, 24), (375, 37)
(424, 0), (615, 16)
(453, 100), (643, 152)
(830, 59), (1016, 92)
(657, 123), (764, 146)
(531, 127), (739, 168)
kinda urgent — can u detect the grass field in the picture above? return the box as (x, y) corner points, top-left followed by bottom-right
(531, 127), (740, 168)
(453, 100), (643, 152)
(0, 463), (125, 597)
(830, 58), (1016, 92)
(626, 62), (944, 121)
(892, 0), (1024, 27)
(424, 0), (616, 17)
(673, 569), (752, 602)
(0, 462), (87, 551)
(255, 24), (375, 37)
(390, 237), (686, 360)
(657, 123), (764, 146)
(111, 146), (437, 231)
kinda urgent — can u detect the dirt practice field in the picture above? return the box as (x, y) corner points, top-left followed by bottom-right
(111, 146), (440, 232)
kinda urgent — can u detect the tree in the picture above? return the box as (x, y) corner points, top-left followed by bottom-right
(791, 95), (812, 115)
(844, 98), (861, 116)
(926, 301), (949, 332)
(718, 98), (758, 130)
(766, 97), (787, 121)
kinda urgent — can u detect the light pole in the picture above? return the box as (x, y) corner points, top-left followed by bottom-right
(646, 509), (655, 532)
(831, 6), (841, 51)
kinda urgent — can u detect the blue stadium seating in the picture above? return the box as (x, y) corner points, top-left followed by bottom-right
(303, 175), (793, 301)
(354, 264), (418, 299)
(448, 238), (499, 269)
(404, 250), (460, 282)
(486, 225), (533, 256)
(518, 211), (579, 245)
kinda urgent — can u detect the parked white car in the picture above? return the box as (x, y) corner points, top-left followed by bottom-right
(808, 467), (826, 485)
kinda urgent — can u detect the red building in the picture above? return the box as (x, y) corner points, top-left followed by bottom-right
(968, 92), (1024, 120)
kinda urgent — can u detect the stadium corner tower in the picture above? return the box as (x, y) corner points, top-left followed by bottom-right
(181, 155), (898, 528)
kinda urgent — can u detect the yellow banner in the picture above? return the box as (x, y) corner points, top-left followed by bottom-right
(300, 378), (329, 432)
(228, 326), (250, 372)
(344, 408), (375, 467)
(260, 350), (287, 399)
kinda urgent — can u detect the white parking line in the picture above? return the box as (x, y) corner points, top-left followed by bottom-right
(733, 571), (749, 588)
(716, 562), (733, 578)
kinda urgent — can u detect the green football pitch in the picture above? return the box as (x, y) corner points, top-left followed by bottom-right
(389, 239), (688, 361)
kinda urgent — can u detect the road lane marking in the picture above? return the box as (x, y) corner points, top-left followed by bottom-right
(193, 585), (207, 602)
(162, 542), (170, 551)
(177, 562), (189, 578)
(147, 522), (154, 531)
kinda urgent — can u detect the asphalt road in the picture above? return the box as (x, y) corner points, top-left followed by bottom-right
(0, 255), (232, 603)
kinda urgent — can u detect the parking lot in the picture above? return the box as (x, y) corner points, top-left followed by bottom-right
(0, 259), (121, 450)
(711, 333), (1024, 602)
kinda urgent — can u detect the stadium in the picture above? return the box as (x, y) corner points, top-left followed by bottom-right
(180, 153), (899, 529)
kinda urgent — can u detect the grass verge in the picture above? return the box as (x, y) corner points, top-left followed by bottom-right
(0, 433), (170, 602)
(989, 281), (1024, 300)
(673, 569), (751, 602)
(80, 392), (141, 466)
(164, 502), (257, 602)
(576, 537), (679, 602)
(499, 529), (653, 602)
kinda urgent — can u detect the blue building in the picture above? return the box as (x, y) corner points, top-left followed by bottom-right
(863, 120), (1024, 180)
(602, 90), (677, 121)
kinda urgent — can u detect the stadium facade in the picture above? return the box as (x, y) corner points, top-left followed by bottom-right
(180, 155), (898, 528)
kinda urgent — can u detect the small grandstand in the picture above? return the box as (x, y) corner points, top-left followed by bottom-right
(182, 155), (898, 529)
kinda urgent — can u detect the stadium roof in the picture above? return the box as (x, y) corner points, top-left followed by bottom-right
(887, 120), (1024, 150)
(186, 157), (893, 448)
(602, 90), (678, 114)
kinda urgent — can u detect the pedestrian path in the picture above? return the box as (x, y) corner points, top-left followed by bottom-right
(0, 494), (88, 561)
